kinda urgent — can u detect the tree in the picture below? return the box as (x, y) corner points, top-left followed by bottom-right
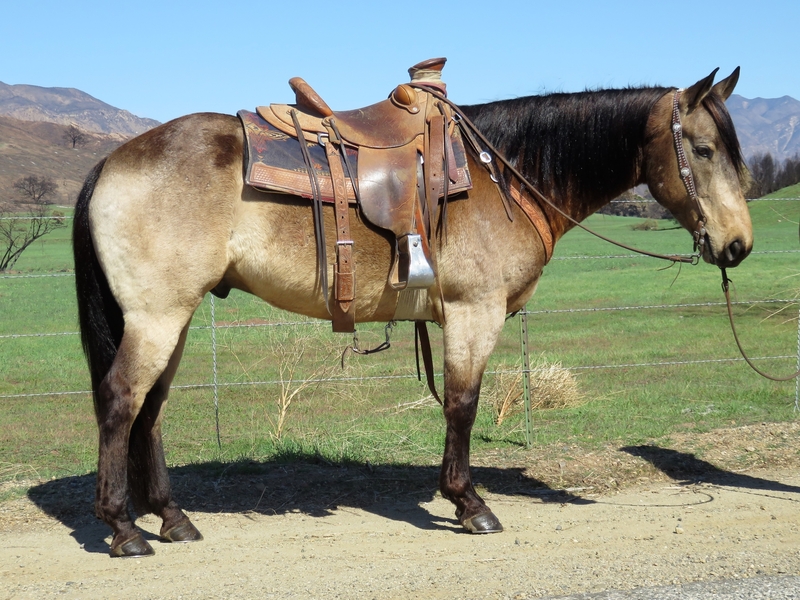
(12, 175), (58, 204)
(748, 152), (776, 197)
(0, 175), (65, 271)
(775, 155), (800, 190)
(748, 152), (800, 197)
(63, 124), (88, 148)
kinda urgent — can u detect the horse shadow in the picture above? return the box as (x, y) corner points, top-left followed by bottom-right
(25, 458), (590, 554)
(621, 445), (800, 496)
(32, 446), (800, 554)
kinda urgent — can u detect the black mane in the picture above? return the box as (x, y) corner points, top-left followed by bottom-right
(460, 87), (668, 203)
(459, 87), (747, 203)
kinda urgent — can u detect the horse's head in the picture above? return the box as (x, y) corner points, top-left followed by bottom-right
(644, 68), (752, 268)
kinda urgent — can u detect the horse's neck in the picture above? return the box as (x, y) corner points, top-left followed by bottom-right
(536, 168), (643, 242)
(464, 88), (665, 241)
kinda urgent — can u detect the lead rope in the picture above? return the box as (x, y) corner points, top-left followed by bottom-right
(721, 268), (800, 381)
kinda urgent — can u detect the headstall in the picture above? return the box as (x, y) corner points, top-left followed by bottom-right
(671, 90), (707, 254)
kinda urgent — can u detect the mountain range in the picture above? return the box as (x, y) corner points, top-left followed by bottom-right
(0, 82), (798, 206)
(726, 95), (800, 161)
(0, 82), (159, 138)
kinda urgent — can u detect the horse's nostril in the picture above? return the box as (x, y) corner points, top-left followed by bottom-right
(724, 239), (746, 265)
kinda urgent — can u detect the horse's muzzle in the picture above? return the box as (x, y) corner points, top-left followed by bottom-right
(713, 238), (751, 269)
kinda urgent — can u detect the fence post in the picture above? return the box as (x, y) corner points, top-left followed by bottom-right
(796, 304), (799, 412)
(211, 295), (221, 449)
(519, 311), (534, 448)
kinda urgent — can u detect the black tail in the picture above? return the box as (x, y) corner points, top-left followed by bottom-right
(73, 158), (124, 408)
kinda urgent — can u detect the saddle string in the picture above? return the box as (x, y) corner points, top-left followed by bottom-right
(720, 269), (800, 381)
(412, 84), (701, 266)
(291, 109), (331, 314)
(328, 120), (361, 203)
(439, 102), (451, 242)
(415, 321), (443, 405)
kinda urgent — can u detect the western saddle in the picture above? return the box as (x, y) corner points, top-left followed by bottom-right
(241, 58), (473, 332)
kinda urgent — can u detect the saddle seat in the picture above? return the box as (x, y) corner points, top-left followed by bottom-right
(260, 80), (430, 150)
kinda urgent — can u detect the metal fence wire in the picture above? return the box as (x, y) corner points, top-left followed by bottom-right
(1, 198), (799, 445)
(2, 273), (798, 411)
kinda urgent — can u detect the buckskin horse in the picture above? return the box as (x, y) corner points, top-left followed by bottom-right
(72, 63), (752, 556)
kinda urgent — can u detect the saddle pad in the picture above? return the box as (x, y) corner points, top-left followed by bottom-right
(237, 110), (472, 204)
(239, 110), (358, 202)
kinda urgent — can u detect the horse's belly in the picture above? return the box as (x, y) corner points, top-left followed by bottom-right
(226, 200), (403, 323)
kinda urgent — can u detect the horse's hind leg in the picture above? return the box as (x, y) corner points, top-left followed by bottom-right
(440, 302), (507, 533)
(94, 312), (194, 557)
(126, 323), (203, 545)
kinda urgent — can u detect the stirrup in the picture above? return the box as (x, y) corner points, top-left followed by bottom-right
(390, 234), (435, 290)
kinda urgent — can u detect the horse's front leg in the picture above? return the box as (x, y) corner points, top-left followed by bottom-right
(439, 303), (506, 533)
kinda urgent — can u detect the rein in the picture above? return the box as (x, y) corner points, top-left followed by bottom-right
(418, 85), (800, 383)
(721, 269), (800, 381)
(413, 84), (702, 266)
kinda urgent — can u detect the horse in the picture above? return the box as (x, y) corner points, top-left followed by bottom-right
(72, 67), (752, 557)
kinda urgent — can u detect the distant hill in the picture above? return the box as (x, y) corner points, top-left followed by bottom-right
(727, 94), (800, 162)
(0, 115), (124, 206)
(0, 83), (161, 207)
(0, 81), (160, 137)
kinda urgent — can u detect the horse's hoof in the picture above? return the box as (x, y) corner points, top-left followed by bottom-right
(161, 519), (203, 543)
(461, 510), (504, 534)
(110, 534), (155, 558)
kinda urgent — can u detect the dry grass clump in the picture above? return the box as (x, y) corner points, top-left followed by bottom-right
(486, 358), (584, 425)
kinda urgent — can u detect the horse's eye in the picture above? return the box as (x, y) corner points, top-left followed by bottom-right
(695, 145), (713, 159)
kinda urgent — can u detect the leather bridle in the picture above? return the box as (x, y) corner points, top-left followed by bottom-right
(671, 90), (709, 255)
(431, 85), (800, 383)
(673, 93), (799, 381)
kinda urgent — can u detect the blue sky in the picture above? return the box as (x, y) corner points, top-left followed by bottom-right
(1, 0), (797, 124)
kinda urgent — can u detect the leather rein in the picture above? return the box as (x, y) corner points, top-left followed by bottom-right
(720, 270), (800, 381)
(422, 85), (800, 383)
(416, 85), (704, 266)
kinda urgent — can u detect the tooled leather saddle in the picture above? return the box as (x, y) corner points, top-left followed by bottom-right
(238, 58), (472, 333)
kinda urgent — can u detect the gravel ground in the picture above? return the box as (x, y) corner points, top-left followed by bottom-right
(548, 575), (800, 599)
(1, 422), (799, 599)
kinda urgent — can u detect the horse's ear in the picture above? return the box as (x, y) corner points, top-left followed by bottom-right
(711, 67), (740, 102)
(682, 68), (720, 112)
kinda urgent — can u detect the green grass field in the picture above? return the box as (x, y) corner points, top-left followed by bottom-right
(1, 187), (799, 488)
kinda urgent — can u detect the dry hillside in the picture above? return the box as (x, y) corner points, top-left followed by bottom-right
(0, 116), (125, 207)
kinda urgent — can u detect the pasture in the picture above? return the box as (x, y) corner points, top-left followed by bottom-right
(1, 188), (799, 495)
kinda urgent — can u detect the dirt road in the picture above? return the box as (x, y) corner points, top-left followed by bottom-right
(2, 424), (800, 599)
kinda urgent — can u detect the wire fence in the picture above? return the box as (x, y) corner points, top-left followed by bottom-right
(1, 268), (799, 404)
(1, 197), (799, 416)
